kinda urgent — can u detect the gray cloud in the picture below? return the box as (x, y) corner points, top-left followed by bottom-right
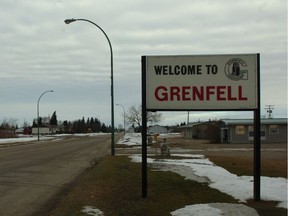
(0, 0), (286, 126)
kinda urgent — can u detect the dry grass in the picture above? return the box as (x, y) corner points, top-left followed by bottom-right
(47, 156), (236, 216)
(45, 155), (287, 216)
(208, 155), (287, 178)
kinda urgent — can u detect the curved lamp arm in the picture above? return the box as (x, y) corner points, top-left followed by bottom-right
(37, 90), (54, 141)
(64, 18), (115, 155)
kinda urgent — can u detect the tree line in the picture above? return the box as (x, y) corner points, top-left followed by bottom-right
(2, 104), (165, 134)
(31, 111), (111, 134)
(60, 117), (112, 134)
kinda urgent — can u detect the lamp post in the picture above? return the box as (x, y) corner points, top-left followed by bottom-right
(37, 90), (53, 141)
(64, 18), (115, 155)
(116, 104), (126, 135)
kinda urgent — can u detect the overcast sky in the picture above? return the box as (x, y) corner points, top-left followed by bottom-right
(0, 0), (287, 127)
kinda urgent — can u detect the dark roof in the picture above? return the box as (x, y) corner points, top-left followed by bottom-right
(221, 118), (287, 125)
(178, 118), (288, 129)
(178, 121), (220, 129)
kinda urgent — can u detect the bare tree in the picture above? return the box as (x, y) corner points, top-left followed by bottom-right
(147, 111), (162, 125)
(126, 105), (162, 128)
(1, 118), (18, 128)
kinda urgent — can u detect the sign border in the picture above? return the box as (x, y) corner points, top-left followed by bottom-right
(144, 54), (259, 111)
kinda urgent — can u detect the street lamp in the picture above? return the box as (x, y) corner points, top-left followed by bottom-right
(116, 104), (126, 135)
(37, 90), (53, 141)
(64, 18), (115, 155)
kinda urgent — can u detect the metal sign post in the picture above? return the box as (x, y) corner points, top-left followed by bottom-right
(254, 55), (261, 200)
(141, 56), (148, 198)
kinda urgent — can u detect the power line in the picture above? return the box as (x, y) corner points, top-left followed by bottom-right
(265, 105), (274, 119)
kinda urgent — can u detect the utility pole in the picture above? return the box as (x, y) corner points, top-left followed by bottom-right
(265, 105), (274, 119)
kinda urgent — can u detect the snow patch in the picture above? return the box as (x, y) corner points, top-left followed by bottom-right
(81, 206), (104, 216)
(130, 154), (287, 209)
(171, 203), (259, 216)
(116, 133), (142, 146)
(171, 204), (223, 216)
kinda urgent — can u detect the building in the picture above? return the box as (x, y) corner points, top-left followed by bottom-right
(0, 126), (16, 138)
(179, 121), (222, 142)
(31, 125), (57, 136)
(179, 118), (287, 144)
(15, 127), (32, 136)
(148, 125), (168, 134)
(221, 118), (287, 144)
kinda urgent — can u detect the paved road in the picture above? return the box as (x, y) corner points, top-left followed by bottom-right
(0, 134), (111, 216)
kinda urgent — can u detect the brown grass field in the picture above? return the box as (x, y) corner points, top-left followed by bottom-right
(38, 137), (287, 216)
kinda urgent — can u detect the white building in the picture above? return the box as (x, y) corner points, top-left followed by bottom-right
(32, 126), (57, 135)
(148, 125), (168, 134)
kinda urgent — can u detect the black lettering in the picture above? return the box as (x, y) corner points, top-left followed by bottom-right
(169, 65), (173, 75)
(174, 65), (180, 75)
(154, 65), (203, 75)
(206, 65), (217, 74)
(211, 65), (218, 74)
(197, 65), (202, 74)
(181, 65), (187, 75)
(154, 66), (163, 75)
(187, 65), (195, 74)
(163, 65), (168, 75)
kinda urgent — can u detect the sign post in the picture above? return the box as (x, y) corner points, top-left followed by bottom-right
(141, 56), (148, 198)
(141, 54), (260, 199)
(254, 55), (261, 201)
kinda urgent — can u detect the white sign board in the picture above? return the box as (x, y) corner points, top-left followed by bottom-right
(144, 54), (259, 110)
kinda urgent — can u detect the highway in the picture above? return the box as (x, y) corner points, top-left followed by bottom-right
(0, 134), (111, 216)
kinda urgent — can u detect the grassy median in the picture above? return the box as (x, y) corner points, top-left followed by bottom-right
(44, 155), (286, 216)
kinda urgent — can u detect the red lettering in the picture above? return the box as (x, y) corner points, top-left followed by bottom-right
(170, 86), (181, 101)
(217, 86), (226, 100)
(182, 86), (190, 101)
(238, 86), (248, 100)
(154, 85), (248, 102)
(154, 86), (168, 101)
(227, 86), (237, 100)
(192, 86), (204, 100)
(206, 86), (215, 100)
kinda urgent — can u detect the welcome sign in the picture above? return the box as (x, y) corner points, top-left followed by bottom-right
(143, 54), (259, 110)
(141, 53), (261, 200)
